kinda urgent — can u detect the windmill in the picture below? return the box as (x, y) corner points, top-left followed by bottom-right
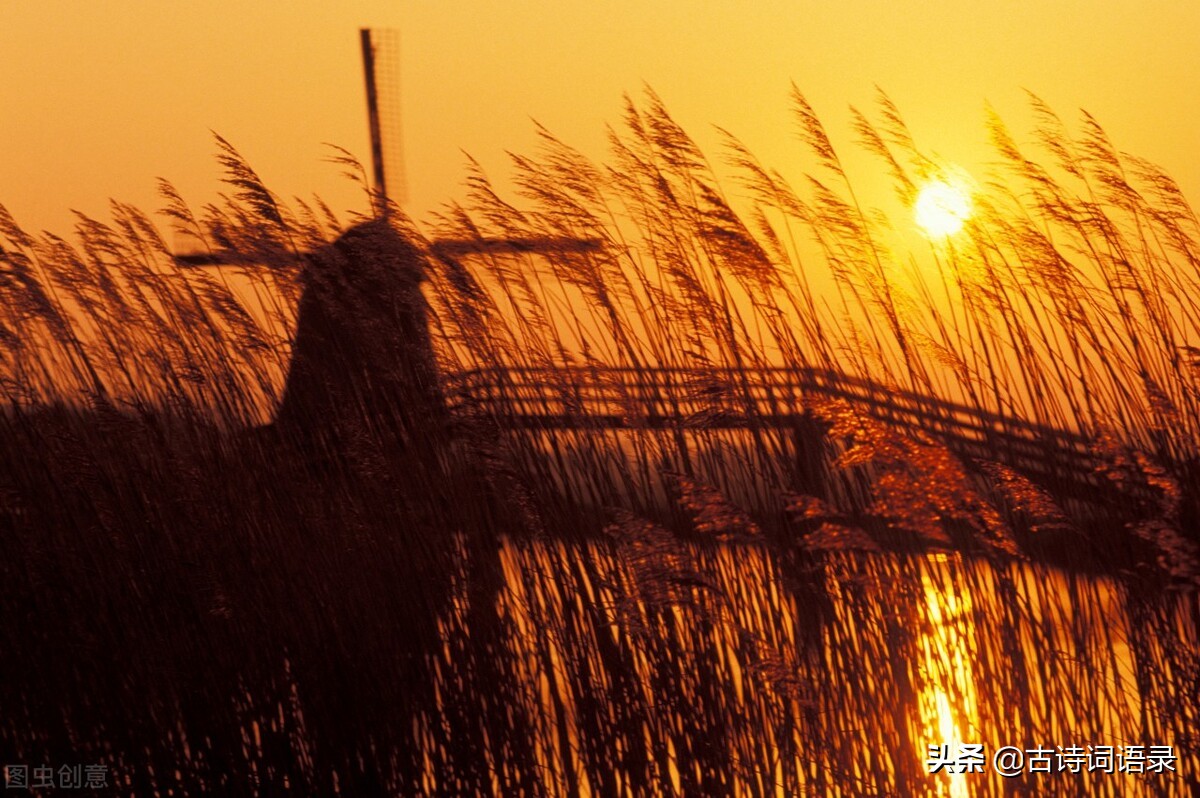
(172, 30), (602, 443)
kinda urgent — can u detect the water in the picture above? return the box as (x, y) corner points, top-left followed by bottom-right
(3, 525), (1196, 795)
(403, 535), (1198, 796)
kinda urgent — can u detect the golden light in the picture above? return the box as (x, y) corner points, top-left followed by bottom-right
(914, 177), (973, 239)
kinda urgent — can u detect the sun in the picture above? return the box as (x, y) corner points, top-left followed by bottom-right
(914, 177), (973, 239)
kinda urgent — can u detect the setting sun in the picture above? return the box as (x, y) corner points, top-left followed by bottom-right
(914, 177), (973, 239)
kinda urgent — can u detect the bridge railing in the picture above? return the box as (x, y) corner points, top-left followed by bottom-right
(445, 365), (1117, 499)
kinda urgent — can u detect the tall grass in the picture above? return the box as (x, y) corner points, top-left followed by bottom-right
(1, 89), (1198, 795)
(424, 86), (1200, 575)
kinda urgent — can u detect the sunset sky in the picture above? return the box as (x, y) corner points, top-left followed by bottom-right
(3, 1), (1198, 240)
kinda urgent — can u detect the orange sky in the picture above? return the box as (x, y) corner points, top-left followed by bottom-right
(3, 1), (1198, 240)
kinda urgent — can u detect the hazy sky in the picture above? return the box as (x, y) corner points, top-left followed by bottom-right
(3, 2), (1198, 239)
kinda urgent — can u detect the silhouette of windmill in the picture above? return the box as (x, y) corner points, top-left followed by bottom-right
(175, 30), (602, 456)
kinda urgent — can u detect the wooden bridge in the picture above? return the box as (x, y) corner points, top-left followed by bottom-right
(446, 365), (1132, 506)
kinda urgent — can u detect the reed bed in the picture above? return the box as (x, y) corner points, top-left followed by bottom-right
(0, 89), (1197, 795)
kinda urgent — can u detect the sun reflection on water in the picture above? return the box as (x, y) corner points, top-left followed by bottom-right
(917, 555), (978, 797)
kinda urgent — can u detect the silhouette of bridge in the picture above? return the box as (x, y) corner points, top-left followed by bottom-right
(446, 365), (1127, 506)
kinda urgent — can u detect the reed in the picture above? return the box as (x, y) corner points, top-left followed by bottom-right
(1, 90), (1197, 795)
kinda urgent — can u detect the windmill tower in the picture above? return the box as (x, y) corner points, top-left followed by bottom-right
(360, 28), (406, 214)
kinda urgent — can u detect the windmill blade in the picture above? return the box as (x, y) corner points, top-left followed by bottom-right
(428, 237), (604, 301)
(429, 237), (603, 259)
(173, 250), (259, 268)
(361, 28), (406, 212)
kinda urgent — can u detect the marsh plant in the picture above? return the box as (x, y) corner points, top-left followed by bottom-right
(1, 89), (1197, 795)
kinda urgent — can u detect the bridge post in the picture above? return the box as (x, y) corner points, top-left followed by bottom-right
(791, 409), (831, 501)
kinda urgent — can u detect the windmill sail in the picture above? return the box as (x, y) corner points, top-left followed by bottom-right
(360, 28), (406, 213)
